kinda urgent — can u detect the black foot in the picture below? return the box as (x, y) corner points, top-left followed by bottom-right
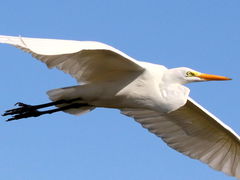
(15, 102), (29, 107)
(6, 109), (43, 121)
(2, 102), (38, 121)
(3, 102), (35, 117)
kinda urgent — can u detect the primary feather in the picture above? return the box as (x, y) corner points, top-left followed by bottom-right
(0, 35), (144, 83)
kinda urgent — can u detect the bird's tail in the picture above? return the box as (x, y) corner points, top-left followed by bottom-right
(47, 86), (95, 115)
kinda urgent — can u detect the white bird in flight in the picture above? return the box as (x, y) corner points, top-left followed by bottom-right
(0, 35), (239, 178)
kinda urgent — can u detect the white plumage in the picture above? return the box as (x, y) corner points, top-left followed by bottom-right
(0, 35), (239, 178)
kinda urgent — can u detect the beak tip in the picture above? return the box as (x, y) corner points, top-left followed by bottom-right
(224, 77), (232, 81)
(216, 77), (232, 81)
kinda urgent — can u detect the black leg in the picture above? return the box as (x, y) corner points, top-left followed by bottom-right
(5, 103), (89, 121)
(3, 98), (82, 116)
(2, 98), (89, 121)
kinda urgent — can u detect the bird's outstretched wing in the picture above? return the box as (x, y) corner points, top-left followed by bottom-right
(0, 35), (144, 83)
(121, 97), (240, 178)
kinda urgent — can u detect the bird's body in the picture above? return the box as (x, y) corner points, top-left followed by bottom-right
(48, 63), (190, 114)
(0, 35), (239, 178)
(49, 63), (179, 112)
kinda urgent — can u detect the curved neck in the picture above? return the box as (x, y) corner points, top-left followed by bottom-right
(162, 68), (188, 85)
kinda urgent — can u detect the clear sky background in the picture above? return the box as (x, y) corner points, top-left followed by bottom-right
(0, 0), (239, 180)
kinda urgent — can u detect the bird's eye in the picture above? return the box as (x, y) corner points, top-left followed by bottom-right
(186, 71), (195, 77)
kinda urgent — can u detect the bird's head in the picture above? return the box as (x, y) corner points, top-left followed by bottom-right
(163, 67), (231, 84)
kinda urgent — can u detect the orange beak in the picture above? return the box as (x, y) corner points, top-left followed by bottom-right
(197, 73), (232, 81)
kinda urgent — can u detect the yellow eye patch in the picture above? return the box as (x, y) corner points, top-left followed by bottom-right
(186, 71), (196, 77)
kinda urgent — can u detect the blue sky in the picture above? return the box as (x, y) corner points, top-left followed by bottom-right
(0, 0), (240, 179)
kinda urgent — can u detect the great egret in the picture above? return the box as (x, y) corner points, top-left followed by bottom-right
(0, 35), (239, 178)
